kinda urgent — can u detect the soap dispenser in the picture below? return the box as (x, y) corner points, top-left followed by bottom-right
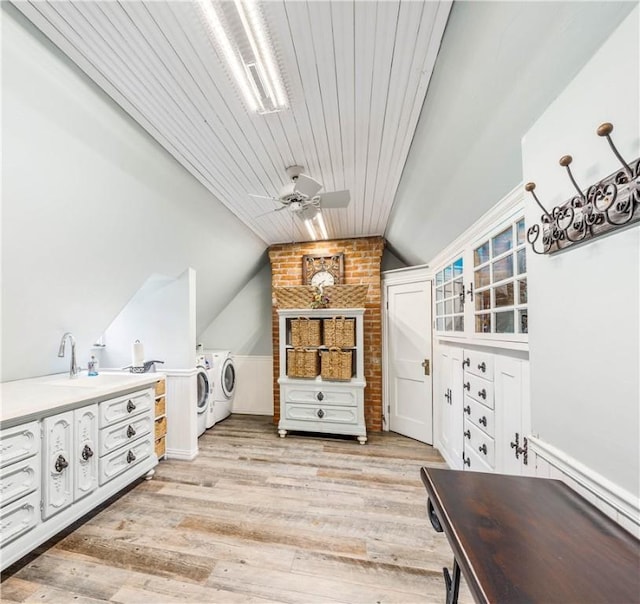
(88, 355), (99, 376)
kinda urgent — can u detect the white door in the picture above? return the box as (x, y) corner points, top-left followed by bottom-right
(386, 280), (433, 443)
(438, 347), (464, 466)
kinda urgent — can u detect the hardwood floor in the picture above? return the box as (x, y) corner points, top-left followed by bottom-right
(1, 415), (471, 603)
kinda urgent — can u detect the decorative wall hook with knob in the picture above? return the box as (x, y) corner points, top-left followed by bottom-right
(525, 122), (639, 255)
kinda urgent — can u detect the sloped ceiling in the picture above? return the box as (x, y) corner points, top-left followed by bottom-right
(13, 0), (451, 245)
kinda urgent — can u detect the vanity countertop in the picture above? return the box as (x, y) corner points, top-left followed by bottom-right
(0, 371), (164, 427)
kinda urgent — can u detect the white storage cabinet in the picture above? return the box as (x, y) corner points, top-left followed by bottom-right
(277, 308), (367, 444)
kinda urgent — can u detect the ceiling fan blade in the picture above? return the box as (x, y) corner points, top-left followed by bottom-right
(248, 193), (282, 203)
(295, 174), (323, 198)
(254, 205), (288, 218)
(319, 190), (350, 208)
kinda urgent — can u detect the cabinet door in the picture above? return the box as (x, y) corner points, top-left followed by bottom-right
(438, 347), (464, 468)
(74, 405), (98, 501)
(43, 411), (74, 519)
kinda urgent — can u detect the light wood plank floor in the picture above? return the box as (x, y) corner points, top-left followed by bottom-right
(1, 415), (471, 603)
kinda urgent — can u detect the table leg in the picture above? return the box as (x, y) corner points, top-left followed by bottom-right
(443, 559), (461, 604)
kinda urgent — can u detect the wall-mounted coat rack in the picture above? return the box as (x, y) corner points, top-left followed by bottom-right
(525, 122), (639, 255)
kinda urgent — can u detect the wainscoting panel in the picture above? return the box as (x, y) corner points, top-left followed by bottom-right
(232, 356), (273, 416)
(529, 436), (640, 538)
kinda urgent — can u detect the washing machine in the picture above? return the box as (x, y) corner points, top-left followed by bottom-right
(196, 354), (214, 436)
(206, 350), (236, 426)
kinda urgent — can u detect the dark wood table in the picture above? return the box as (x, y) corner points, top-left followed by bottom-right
(420, 467), (640, 604)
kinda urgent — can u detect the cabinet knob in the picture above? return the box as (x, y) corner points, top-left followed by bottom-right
(127, 425), (136, 438)
(478, 362), (486, 373)
(54, 454), (69, 473)
(126, 400), (136, 413)
(126, 450), (136, 464)
(463, 405), (471, 415)
(317, 408), (325, 419)
(479, 416), (487, 427)
(81, 444), (94, 460)
(462, 358), (470, 368)
(478, 388), (487, 399)
(479, 444), (488, 455)
(463, 454), (470, 467)
(463, 382), (470, 391)
(316, 392), (324, 401)
(464, 430), (471, 439)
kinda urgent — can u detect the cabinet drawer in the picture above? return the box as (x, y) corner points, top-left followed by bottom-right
(283, 386), (357, 406)
(0, 491), (40, 545)
(99, 413), (152, 457)
(154, 380), (166, 397)
(462, 350), (494, 380)
(99, 435), (152, 486)
(464, 396), (495, 438)
(0, 457), (40, 507)
(154, 416), (167, 439)
(465, 420), (495, 468)
(285, 403), (359, 425)
(155, 396), (166, 417)
(462, 374), (494, 408)
(464, 444), (493, 473)
(99, 390), (152, 427)
(0, 421), (40, 468)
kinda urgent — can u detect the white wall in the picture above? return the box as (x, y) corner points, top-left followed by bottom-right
(1, 6), (266, 381)
(522, 7), (639, 497)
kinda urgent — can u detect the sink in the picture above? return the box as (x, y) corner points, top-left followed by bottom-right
(43, 374), (132, 388)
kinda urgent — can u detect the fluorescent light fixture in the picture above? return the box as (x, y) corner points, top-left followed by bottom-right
(199, 0), (287, 114)
(304, 218), (317, 241)
(315, 211), (329, 240)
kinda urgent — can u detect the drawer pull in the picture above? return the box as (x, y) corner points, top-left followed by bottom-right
(464, 430), (471, 439)
(478, 362), (486, 373)
(463, 382), (470, 391)
(81, 444), (94, 460)
(126, 425), (136, 438)
(126, 450), (136, 464)
(126, 400), (136, 413)
(478, 388), (487, 399)
(462, 358), (470, 368)
(479, 416), (487, 427)
(479, 444), (488, 455)
(463, 405), (471, 415)
(54, 455), (68, 473)
(317, 409), (325, 419)
(316, 392), (324, 401)
(463, 453), (470, 467)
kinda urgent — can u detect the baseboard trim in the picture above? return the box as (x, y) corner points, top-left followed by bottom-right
(165, 447), (198, 461)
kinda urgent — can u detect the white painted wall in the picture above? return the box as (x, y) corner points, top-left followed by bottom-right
(1, 6), (266, 382)
(522, 7), (639, 497)
(100, 268), (196, 370)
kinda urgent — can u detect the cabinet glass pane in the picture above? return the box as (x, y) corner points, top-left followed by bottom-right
(476, 289), (491, 311)
(475, 266), (490, 288)
(454, 297), (463, 313)
(492, 227), (513, 256)
(445, 317), (453, 331)
(519, 310), (528, 334)
(474, 242), (490, 266)
(517, 219), (526, 245)
(444, 265), (452, 282)
(453, 278), (464, 296)
(436, 271), (444, 286)
(436, 318), (444, 331)
(444, 300), (453, 315)
(494, 283), (514, 307)
(444, 282), (453, 297)
(453, 258), (463, 277)
(436, 302), (444, 316)
(492, 256), (513, 282)
(495, 311), (514, 333)
(517, 248), (526, 275)
(435, 286), (443, 301)
(475, 313), (491, 333)
(518, 279), (528, 304)
(454, 316), (464, 332)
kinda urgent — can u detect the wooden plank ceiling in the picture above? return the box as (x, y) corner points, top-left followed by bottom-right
(14, 1), (451, 244)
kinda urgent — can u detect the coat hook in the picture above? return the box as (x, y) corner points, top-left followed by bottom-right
(524, 182), (552, 220)
(596, 122), (633, 179)
(559, 155), (587, 203)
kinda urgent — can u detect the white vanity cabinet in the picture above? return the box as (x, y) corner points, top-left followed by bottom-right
(277, 308), (367, 443)
(0, 421), (41, 545)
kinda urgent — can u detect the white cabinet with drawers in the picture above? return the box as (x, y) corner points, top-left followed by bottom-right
(0, 377), (160, 571)
(277, 308), (367, 444)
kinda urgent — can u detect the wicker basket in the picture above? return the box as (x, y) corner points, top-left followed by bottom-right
(291, 317), (322, 347)
(321, 348), (353, 381)
(323, 316), (355, 348)
(324, 285), (368, 308)
(274, 286), (316, 309)
(287, 348), (320, 379)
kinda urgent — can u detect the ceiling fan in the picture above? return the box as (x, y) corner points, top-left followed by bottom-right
(250, 165), (351, 221)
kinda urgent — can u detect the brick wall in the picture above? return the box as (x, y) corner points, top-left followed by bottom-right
(268, 236), (385, 432)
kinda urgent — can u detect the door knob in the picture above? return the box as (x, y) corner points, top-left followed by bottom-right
(127, 425), (136, 438)
(463, 382), (470, 391)
(479, 444), (487, 455)
(462, 358), (470, 368)
(126, 400), (136, 413)
(126, 450), (136, 464)
(464, 430), (471, 439)
(478, 362), (486, 373)
(462, 453), (470, 467)
(479, 416), (487, 427)
(317, 409), (325, 419)
(81, 444), (94, 460)
(54, 454), (68, 473)
(316, 392), (324, 401)
(463, 405), (471, 415)
(478, 388), (487, 399)
(421, 359), (430, 375)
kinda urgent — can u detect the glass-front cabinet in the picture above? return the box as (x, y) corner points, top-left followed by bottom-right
(434, 216), (528, 343)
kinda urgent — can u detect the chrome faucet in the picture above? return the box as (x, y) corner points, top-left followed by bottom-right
(58, 332), (79, 378)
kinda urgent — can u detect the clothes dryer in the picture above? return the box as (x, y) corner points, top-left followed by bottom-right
(206, 350), (236, 426)
(195, 355), (213, 436)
